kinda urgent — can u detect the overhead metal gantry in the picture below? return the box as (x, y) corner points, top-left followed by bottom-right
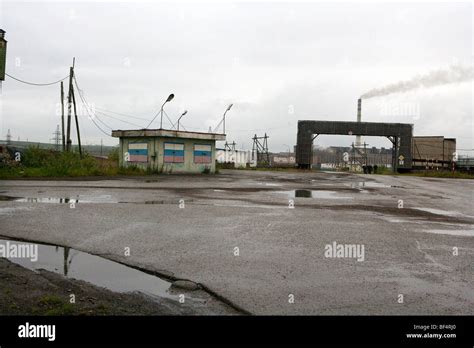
(296, 120), (413, 172)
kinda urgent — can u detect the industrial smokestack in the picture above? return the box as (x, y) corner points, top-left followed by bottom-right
(355, 98), (362, 146)
(357, 98), (361, 122)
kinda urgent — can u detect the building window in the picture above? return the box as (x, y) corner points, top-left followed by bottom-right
(194, 144), (212, 163)
(128, 142), (148, 162)
(164, 143), (184, 163)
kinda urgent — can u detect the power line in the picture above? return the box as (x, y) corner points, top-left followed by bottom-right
(5, 73), (69, 86)
(94, 113), (114, 130)
(94, 107), (150, 121)
(95, 110), (144, 128)
(73, 75), (111, 136)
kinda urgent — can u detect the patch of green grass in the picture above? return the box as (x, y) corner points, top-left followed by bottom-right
(117, 164), (146, 175)
(0, 146), (124, 178)
(404, 170), (474, 179)
(226, 166), (302, 172)
(373, 165), (393, 175)
(92, 304), (110, 315)
(36, 295), (76, 316)
(372, 167), (474, 179)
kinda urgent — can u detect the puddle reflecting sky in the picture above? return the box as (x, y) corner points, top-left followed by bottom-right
(349, 182), (392, 188)
(419, 229), (474, 237)
(12, 195), (119, 204)
(1, 239), (174, 299)
(276, 190), (353, 199)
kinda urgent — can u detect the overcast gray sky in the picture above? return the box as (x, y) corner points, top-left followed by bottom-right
(0, 1), (472, 153)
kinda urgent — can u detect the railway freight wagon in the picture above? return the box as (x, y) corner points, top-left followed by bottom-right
(411, 136), (456, 170)
(456, 157), (474, 173)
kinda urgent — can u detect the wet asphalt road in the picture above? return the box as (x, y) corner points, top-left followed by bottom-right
(0, 170), (473, 315)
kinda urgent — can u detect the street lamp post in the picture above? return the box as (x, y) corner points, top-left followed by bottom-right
(177, 110), (188, 131)
(160, 94), (175, 129)
(222, 103), (233, 134)
(145, 93), (175, 129)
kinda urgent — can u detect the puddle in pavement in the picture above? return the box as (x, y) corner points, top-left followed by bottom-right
(0, 195), (189, 205)
(0, 195), (118, 204)
(349, 182), (394, 189)
(0, 238), (175, 299)
(276, 190), (353, 199)
(295, 189), (312, 198)
(413, 207), (474, 219)
(419, 229), (474, 237)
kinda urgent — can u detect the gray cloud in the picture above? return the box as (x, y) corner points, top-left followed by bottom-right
(0, 1), (472, 153)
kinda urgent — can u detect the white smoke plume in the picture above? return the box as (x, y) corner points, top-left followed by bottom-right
(361, 64), (473, 99)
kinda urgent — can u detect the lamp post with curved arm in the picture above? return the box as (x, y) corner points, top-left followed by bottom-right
(177, 110), (188, 131)
(222, 103), (233, 134)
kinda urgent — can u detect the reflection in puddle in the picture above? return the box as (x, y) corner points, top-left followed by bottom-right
(419, 229), (474, 237)
(12, 195), (118, 204)
(0, 239), (174, 299)
(350, 182), (393, 188)
(295, 189), (312, 198)
(276, 190), (353, 200)
(413, 207), (474, 218)
(0, 195), (192, 206)
(14, 197), (79, 204)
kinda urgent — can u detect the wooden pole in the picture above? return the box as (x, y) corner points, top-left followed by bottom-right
(60, 81), (65, 151)
(66, 66), (73, 151)
(71, 82), (82, 157)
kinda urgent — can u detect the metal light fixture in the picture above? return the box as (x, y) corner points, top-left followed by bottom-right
(160, 94), (175, 129)
(145, 93), (175, 129)
(177, 110), (188, 131)
(223, 103), (233, 134)
(166, 94), (174, 103)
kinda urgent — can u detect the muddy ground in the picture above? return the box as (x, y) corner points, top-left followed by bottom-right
(0, 258), (182, 315)
(0, 257), (240, 315)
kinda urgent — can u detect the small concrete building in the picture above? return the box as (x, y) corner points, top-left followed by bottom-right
(111, 129), (225, 173)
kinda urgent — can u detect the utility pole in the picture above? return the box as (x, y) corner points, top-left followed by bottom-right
(66, 59), (74, 151)
(100, 139), (103, 156)
(65, 57), (82, 156)
(71, 83), (82, 157)
(60, 81), (65, 151)
(6, 129), (11, 145)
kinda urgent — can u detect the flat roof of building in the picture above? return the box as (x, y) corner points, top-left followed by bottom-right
(111, 128), (226, 141)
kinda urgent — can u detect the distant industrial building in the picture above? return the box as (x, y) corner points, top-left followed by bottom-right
(270, 152), (296, 166)
(412, 136), (456, 169)
(216, 148), (252, 168)
(312, 146), (393, 170)
(111, 129), (225, 173)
